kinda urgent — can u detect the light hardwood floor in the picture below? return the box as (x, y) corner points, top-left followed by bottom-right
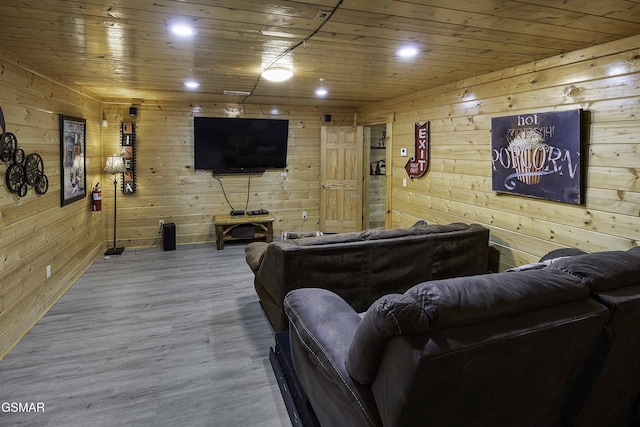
(0, 243), (292, 427)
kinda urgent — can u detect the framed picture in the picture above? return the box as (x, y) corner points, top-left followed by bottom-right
(59, 114), (87, 206)
(122, 122), (133, 134)
(491, 109), (584, 204)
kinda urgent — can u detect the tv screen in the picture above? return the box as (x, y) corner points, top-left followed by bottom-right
(194, 117), (289, 173)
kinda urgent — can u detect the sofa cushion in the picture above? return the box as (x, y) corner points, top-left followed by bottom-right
(364, 222), (469, 241)
(540, 247), (588, 262)
(346, 269), (589, 385)
(505, 247), (588, 272)
(364, 228), (419, 240)
(545, 248), (640, 291)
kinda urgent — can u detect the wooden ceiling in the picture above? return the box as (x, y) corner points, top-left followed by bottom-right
(1, 0), (640, 108)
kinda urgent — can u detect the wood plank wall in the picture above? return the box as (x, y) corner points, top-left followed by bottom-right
(0, 48), (104, 359)
(3, 31), (639, 357)
(100, 102), (355, 249)
(358, 34), (640, 271)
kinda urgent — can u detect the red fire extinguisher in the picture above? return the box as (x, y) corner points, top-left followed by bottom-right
(91, 183), (102, 211)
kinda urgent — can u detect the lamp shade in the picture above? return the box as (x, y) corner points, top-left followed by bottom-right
(104, 156), (126, 174)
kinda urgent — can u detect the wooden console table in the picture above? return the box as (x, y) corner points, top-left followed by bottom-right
(213, 213), (275, 250)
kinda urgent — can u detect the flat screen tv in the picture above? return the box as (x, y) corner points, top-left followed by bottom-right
(194, 117), (289, 174)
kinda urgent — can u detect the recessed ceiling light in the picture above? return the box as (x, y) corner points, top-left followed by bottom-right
(184, 80), (200, 89)
(261, 67), (293, 82)
(396, 45), (419, 59)
(315, 87), (328, 97)
(170, 23), (195, 37)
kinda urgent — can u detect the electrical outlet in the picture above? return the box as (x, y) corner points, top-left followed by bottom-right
(302, 211), (307, 219)
(46, 265), (51, 279)
(159, 220), (164, 228)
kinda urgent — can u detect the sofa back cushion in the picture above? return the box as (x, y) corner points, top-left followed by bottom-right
(376, 297), (607, 427)
(279, 222), (474, 247)
(346, 269), (590, 385)
(363, 222), (470, 240)
(545, 247), (640, 291)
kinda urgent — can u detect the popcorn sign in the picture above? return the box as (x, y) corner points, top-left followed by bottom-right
(405, 121), (430, 178)
(491, 109), (584, 204)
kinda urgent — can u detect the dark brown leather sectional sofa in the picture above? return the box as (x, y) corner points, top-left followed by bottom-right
(283, 247), (640, 427)
(245, 222), (490, 332)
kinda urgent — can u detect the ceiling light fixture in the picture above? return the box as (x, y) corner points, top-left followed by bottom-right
(315, 87), (328, 97)
(396, 45), (419, 59)
(170, 23), (195, 37)
(315, 78), (328, 97)
(184, 80), (200, 89)
(261, 66), (293, 82)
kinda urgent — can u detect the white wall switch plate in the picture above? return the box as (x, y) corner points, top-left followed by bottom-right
(401, 148), (408, 157)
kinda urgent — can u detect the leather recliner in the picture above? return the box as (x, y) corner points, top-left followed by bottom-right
(284, 267), (610, 426)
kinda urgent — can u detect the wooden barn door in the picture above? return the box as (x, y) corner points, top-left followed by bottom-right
(320, 126), (364, 233)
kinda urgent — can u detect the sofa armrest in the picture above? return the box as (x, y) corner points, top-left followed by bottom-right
(284, 288), (381, 426)
(244, 241), (269, 273)
(284, 288), (361, 371)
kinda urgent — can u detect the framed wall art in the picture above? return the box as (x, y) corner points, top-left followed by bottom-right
(491, 109), (585, 205)
(59, 114), (87, 206)
(120, 122), (136, 194)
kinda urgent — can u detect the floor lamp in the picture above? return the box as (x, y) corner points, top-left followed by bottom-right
(104, 155), (127, 255)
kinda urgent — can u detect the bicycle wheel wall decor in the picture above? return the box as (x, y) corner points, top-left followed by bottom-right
(1, 106), (49, 198)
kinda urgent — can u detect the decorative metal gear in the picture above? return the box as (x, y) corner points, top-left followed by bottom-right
(1, 132), (17, 163)
(17, 181), (27, 197)
(34, 174), (49, 195)
(13, 147), (25, 165)
(5, 163), (26, 195)
(1, 121), (48, 197)
(24, 153), (44, 186)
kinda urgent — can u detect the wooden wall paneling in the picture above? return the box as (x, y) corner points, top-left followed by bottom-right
(587, 188), (640, 217)
(0, 47), (104, 359)
(100, 103), (354, 249)
(358, 35), (640, 270)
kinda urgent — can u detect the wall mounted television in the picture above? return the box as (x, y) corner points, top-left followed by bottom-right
(193, 117), (289, 174)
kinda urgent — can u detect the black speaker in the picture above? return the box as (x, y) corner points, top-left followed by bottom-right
(323, 114), (331, 122)
(163, 222), (176, 251)
(129, 106), (138, 116)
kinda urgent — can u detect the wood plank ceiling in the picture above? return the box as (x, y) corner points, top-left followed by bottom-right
(0, 0), (640, 108)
